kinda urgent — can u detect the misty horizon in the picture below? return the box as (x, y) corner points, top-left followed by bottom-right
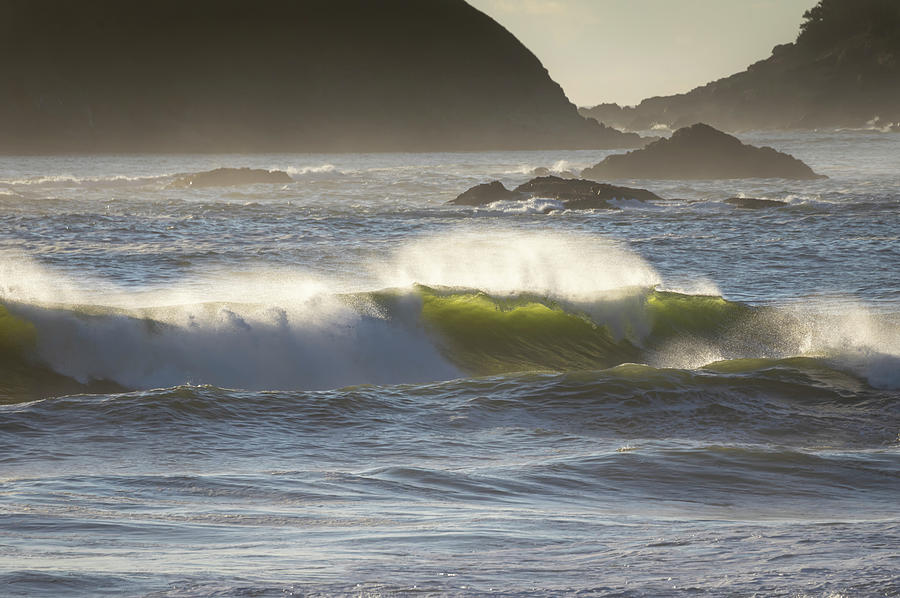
(469, 0), (816, 107)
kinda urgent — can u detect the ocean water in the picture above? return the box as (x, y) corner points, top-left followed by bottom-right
(1, 131), (898, 597)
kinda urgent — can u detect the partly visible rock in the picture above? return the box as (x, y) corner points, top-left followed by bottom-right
(451, 181), (520, 206)
(514, 176), (662, 208)
(582, 124), (825, 180)
(725, 197), (788, 209)
(170, 167), (293, 188)
(449, 175), (662, 209)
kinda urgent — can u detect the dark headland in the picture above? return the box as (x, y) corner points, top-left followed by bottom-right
(580, 0), (900, 131)
(581, 124), (825, 180)
(0, 0), (645, 154)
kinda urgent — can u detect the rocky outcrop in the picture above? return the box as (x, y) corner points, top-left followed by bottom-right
(452, 181), (521, 206)
(725, 197), (788, 209)
(580, 0), (900, 132)
(449, 175), (662, 209)
(0, 0), (646, 154)
(582, 124), (825, 180)
(170, 168), (293, 188)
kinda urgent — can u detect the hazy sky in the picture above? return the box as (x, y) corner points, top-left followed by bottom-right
(467, 0), (816, 107)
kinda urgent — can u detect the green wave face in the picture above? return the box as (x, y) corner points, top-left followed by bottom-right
(419, 287), (642, 375)
(418, 286), (756, 376)
(0, 303), (126, 404)
(644, 290), (752, 341)
(0, 304), (37, 357)
(2, 288), (887, 401)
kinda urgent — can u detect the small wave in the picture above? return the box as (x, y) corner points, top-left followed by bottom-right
(283, 164), (339, 176)
(834, 117), (899, 134)
(6, 357), (894, 452)
(503, 159), (585, 177)
(505, 164), (538, 175)
(0, 173), (174, 188)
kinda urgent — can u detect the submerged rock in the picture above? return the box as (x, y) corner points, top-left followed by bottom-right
(582, 123), (825, 180)
(449, 181), (518, 206)
(449, 175), (662, 209)
(514, 176), (662, 209)
(170, 167), (293, 188)
(451, 181), (521, 206)
(725, 197), (788, 209)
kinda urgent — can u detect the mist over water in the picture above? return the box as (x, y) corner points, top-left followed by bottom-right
(1, 133), (899, 596)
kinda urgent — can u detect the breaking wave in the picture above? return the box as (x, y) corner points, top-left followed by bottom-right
(1, 229), (897, 401)
(2, 284), (898, 403)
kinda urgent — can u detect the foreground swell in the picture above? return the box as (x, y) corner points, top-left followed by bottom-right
(3, 369), (898, 596)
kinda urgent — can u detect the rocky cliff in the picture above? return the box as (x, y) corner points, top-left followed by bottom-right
(580, 0), (900, 132)
(0, 0), (643, 153)
(581, 124), (824, 180)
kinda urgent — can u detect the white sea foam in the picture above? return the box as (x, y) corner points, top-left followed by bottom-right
(654, 294), (900, 388)
(550, 159), (571, 173)
(783, 300), (900, 389)
(657, 277), (722, 297)
(503, 159), (585, 176)
(283, 164), (338, 176)
(482, 197), (565, 214)
(506, 164), (537, 175)
(0, 253), (93, 305)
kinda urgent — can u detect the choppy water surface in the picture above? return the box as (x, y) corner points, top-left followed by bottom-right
(1, 131), (899, 597)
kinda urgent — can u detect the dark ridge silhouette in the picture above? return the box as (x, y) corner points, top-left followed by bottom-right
(581, 124), (825, 180)
(580, 0), (900, 131)
(450, 175), (662, 209)
(0, 0), (645, 154)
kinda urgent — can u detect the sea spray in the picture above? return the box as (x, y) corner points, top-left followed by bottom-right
(2, 231), (898, 393)
(375, 228), (661, 300)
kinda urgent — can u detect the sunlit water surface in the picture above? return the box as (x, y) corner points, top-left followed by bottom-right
(1, 131), (898, 597)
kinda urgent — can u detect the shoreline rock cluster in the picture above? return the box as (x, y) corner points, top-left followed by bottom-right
(581, 124), (825, 180)
(452, 124), (822, 211)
